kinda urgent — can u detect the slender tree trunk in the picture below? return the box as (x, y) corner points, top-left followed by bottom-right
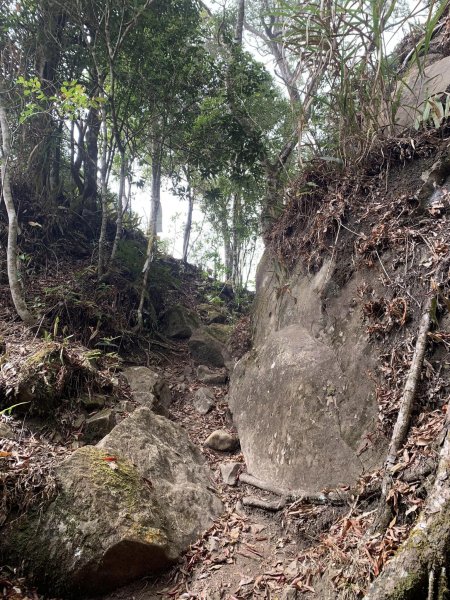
(235, 0), (245, 44)
(108, 149), (126, 267)
(98, 100), (109, 277)
(50, 118), (62, 195)
(70, 121), (85, 197)
(219, 205), (232, 280)
(83, 106), (100, 209)
(182, 179), (194, 264)
(0, 88), (35, 326)
(231, 192), (242, 291)
(137, 139), (162, 330)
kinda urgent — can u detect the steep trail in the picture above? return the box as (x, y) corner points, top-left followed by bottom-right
(100, 342), (318, 600)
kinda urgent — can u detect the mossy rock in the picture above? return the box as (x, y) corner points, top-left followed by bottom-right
(159, 304), (199, 339)
(197, 304), (228, 325)
(204, 323), (233, 345)
(2, 408), (223, 597)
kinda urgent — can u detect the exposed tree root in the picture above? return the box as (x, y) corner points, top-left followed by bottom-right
(239, 472), (381, 508)
(242, 495), (287, 511)
(364, 411), (450, 600)
(374, 295), (433, 533)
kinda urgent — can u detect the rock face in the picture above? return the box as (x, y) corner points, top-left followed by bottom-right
(159, 304), (199, 339)
(396, 55), (450, 129)
(4, 408), (222, 597)
(123, 366), (171, 413)
(229, 253), (385, 493)
(188, 329), (230, 368)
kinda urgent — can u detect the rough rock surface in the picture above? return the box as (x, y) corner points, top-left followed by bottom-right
(197, 303), (228, 324)
(396, 55), (450, 129)
(0, 421), (14, 439)
(204, 429), (239, 452)
(197, 365), (228, 384)
(4, 408), (222, 597)
(229, 253), (385, 493)
(83, 408), (116, 443)
(159, 304), (199, 339)
(193, 387), (215, 415)
(219, 461), (241, 485)
(188, 329), (229, 368)
(123, 366), (171, 413)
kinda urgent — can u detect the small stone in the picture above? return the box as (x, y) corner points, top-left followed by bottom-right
(207, 536), (220, 553)
(204, 429), (239, 452)
(183, 365), (193, 377)
(193, 387), (215, 415)
(84, 409), (116, 443)
(281, 586), (298, 600)
(284, 559), (299, 579)
(119, 400), (135, 413)
(197, 365), (228, 384)
(177, 383), (187, 393)
(80, 393), (106, 412)
(0, 422), (14, 439)
(219, 461), (241, 485)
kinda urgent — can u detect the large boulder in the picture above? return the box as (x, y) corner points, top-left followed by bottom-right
(229, 253), (385, 493)
(188, 329), (230, 368)
(3, 408), (222, 597)
(123, 366), (171, 413)
(159, 304), (199, 339)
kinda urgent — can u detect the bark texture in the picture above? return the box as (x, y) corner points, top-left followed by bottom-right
(0, 86), (36, 326)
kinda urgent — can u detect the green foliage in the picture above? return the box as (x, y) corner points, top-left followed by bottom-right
(17, 77), (104, 123)
(414, 93), (450, 130)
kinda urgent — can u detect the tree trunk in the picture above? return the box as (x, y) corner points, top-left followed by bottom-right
(235, 0), (245, 44)
(70, 121), (85, 197)
(136, 139), (162, 330)
(98, 100), (109, 277)
(83, 106), (100, 209)
(0, 87), (36, 326)
(231, 192), (242, 291)
(183, 182), (193, 264)
(219, 205), (232, 280)
(108, 149), (126, 267)
(49, 118), (62, 194)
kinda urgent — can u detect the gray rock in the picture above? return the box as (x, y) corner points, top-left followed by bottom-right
(219, 461), (241, 485)
(188, 329), (229, 368)
(281, 587), (298, 600)
(80, 393), (106, 412)
(197, 303), (228, 324)
(193, 387), (215, 415)
(0, 421), (14, 439)
(124, 366), (171, 414)
(204, 430), (239, 452)
(4, 408), (222, 597)
(73, 414), (86, 430)
(84, 408), (116, 443)
(228, 251), (383, 493)
(159, 304), (199, 339)
(119, 400), (135, 413)
(197, 365), (228, 384)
